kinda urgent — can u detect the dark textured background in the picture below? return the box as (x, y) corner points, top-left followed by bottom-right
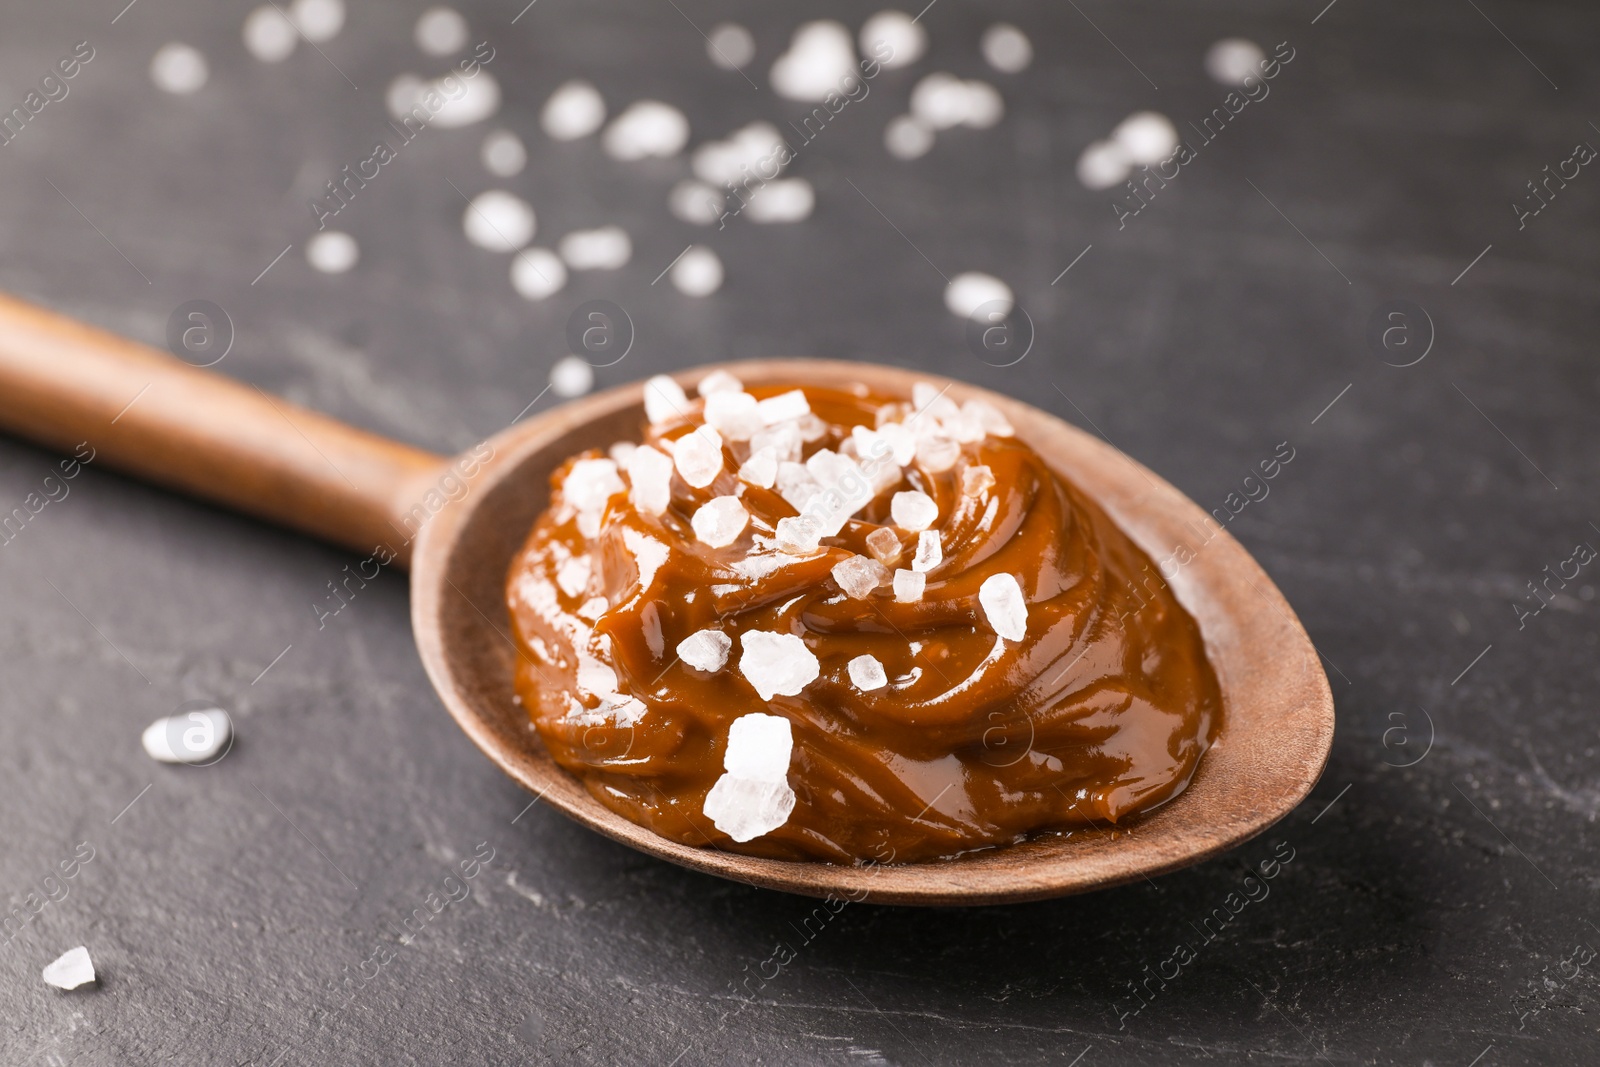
(1, 1), (1597, 1063)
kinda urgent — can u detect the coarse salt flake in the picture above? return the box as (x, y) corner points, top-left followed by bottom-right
(891, 490), (938, 531)
(626, 444), (674, 516)
(847, 654), (887, 691)
(692, 495), (749, 548)
(893, 568), (925, 602)
(912, 530), (942, 573)
(722, 711), (793, 780)
(738, 631), (820, 700)
(831, 554), (889, 599)
(979, 572), (1028, 641)
(673, 429), (724, 488)
(677, 628), (731, 672)
(644, 375), (689, 424)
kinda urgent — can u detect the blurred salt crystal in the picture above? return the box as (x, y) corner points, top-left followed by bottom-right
(980, 572), (1028, 641)
(723, 712), (793, 779)
(608, 441), (637, 466)
(944, 272), (1013, 319)
(626, 444), (674, 515)
(912, 530), (942, 573)
(757, 389), (809, 425)
(962, 81), (1004, 129)
(797, 413), (828, 442)
(982, 23), (1033, 73)
(150, 43), (208, 94)
(509, 248), (566, 300)
(885, 115), (934, 160)
(738, 446), (779, 488)
(387, 71), (501, 128)
(414, 7), (468, 56)
(243, 7), (297, 63)
(556, 555), (591, 598)
(1206, 38), (1266, 87)
(860, 11), (926, 69)
(692, 496), (749, 547)
(916, 435), (960, 472)
(290, 0), (344, 42)
(738, 631), (820, 699)
(704, 391), (763, 439)
(964, 399), (1014, 437)
(704, 774), (795, 842)
(669, 179), (725, 225)
(673, 428), (725, 488)
(910, 73), (970, 130)
(891, 490), (937, 531)
(775, 515), (822, 554)
(751, 422), (802, 463)
(671, 246), (723, 296)
(463, 190), (535, 252)
(1112, 111), (1178, 165)
(142, 707), (231, 763)
(306, 231), (358, 274)
(698, 370), (742, 396)
(42, 947), (95, 990)
(1076, 139), (1131, 190)
(745, 178), (814, 223)
(679, 629), (731, 672)
(770, 21), (856, 102)
(578, 596), (608, 621)
(597, 692), (647, 727)
(847, 654), (887, 691)
(603, 101), (689, 161)
(832, 555), (888, 599)
(559, 226), (631, 270)
(549, 355), (593, 398)
(776, 462), (820, 511)
(693, 122), (787, 186)
(564, 458), (624, 513)
(481, 129), (526, 177)
(707, 22), (756, 71)
(644, 375), (689, 424)
(962, 464), (996, 497)
(542, 80), (606, 141)
(866, 527), (902, 564)
(893, 568), (925, 602)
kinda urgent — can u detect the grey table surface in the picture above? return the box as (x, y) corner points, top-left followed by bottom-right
(1, 0), (1597, 1064)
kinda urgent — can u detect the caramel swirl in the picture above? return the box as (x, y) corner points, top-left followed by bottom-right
(506, 381), (1221, 863)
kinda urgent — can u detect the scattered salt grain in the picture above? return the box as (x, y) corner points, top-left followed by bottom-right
(910, 73), (970, 130)
(559, 226), (632, 270)
(1076, 139), (1131, 190)
(738, 446), (779, 488)
(962, 464), (996, 497)
(564, 457), (625, 513)
(865, 527), (902, 564)
(1112, 111), (1178, 166)
(141, 707), (231, 763)
(671, 246), (723, 297)
(542, 80), (606, 141)
(916, 435), (960, 472)
(774, 515), (823, 554)
(707, 22), (757, 70)
(770, 21), (856, 102)
(481, 129), (527, 177)
(549, 355), (593, 398)
(751, 422), (802, 463)
(704, 774), (795, 842)
(693, 122), (788, 186)
(43, 947), (95, 991)
(893, 568), (925, 602)
(669, 179), (725, 225)
(738, 631), (821, 700)
(608, 441), (637, 466)
(704, 390), (763, 440)
(603, 100), (689, 161)
(150, 43), (208, 94)
(832, 555), (889, 599)
(745, 178), (815, 223)
(673, 428), (725, 488)
(509, 248), (567, 300)
(306, 231), (358, 274)
(912, 530), (942, 573)
(979, 572), (1028, 641)
(944, 272), (1013, 320)
(891, 490), (938, 531)
(723, 712), (793, 779)
(644, 375), (689, 424)
(243, 7), (297, 63)
(556, 555), (591, 598)
(698, 369), (743, 396)
(757, 389), (810, 425)
(692, 496), (749, 548)
(414, 7), (468, 56)
(463, 190), (535, 252)
(860, 11), (926, 69)
(678, 628), (732, 672)
(626, 444), (674, 515)
(963, 399), (1014, 437)
(1205, 38), (1266, 87)
(981, 23), (1033, 73)
(847, 654), (888, 691)
(885, 115), (934, 160)
(776, 462), (821, 511)
(797, 413), (828, 442)
(289, 0), (344, 42)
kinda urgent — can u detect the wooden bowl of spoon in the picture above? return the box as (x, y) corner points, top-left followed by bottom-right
(0, 296), (1333, 906)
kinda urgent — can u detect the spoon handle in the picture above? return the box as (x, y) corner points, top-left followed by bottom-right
(0, 292), (445, 566)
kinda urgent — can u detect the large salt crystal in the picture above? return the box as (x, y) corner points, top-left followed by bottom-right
(912, 381), (958, 415)
(893, 568), (925, 602)
(1112, 111), (1179, 166)
(723, 712), (793, 779)
(644, 375), (689, 424)
(597, 692), (647, 728)
(832, 555), (889, 599)
(698, 369), (744, 396)
(962, 398), (1014, 436)
(865, 527), (902, 564)
(603, 101), (689, 161)
(463, 190), (535, 252)
(910, 73), (971, 130)
(757, 389), (810, 425)
(42, 946), (95, 990)
(891, 490), (938, 531)
(510, 248), (566, 300)
(673, 429), (725, 488)
(860, 10), (926, 69)
(751, 422), (802, 463)
(912, 530), (942, 573)
(692, 496), (749, 548)
(774, 515), (823, 554)
(796, 413), (829, 442)
(564, 458), (625, 514)
(556, 556), (591, 598)
(677, 628), (731, 672)
(541, 80), (606, 140)
(142, 708), (231, 764)
(944, 272), (1014, 320)
(704, 775), (795, 842)
(770, 21), (855, 102)
(916, 435), (961, 472)
(626, 444), (674, 516)
(704, 391), (763, 440)
(738, 446), (779, 488)
(776, 462), (821, 511)
(738, 631), (820, 700)
(979, 572), (1028, 641)
(847, 654), (888, 692)
(961, 464), (996, 498)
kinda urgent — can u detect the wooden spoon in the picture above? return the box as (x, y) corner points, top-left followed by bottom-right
(0, 294), (1333, 906)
